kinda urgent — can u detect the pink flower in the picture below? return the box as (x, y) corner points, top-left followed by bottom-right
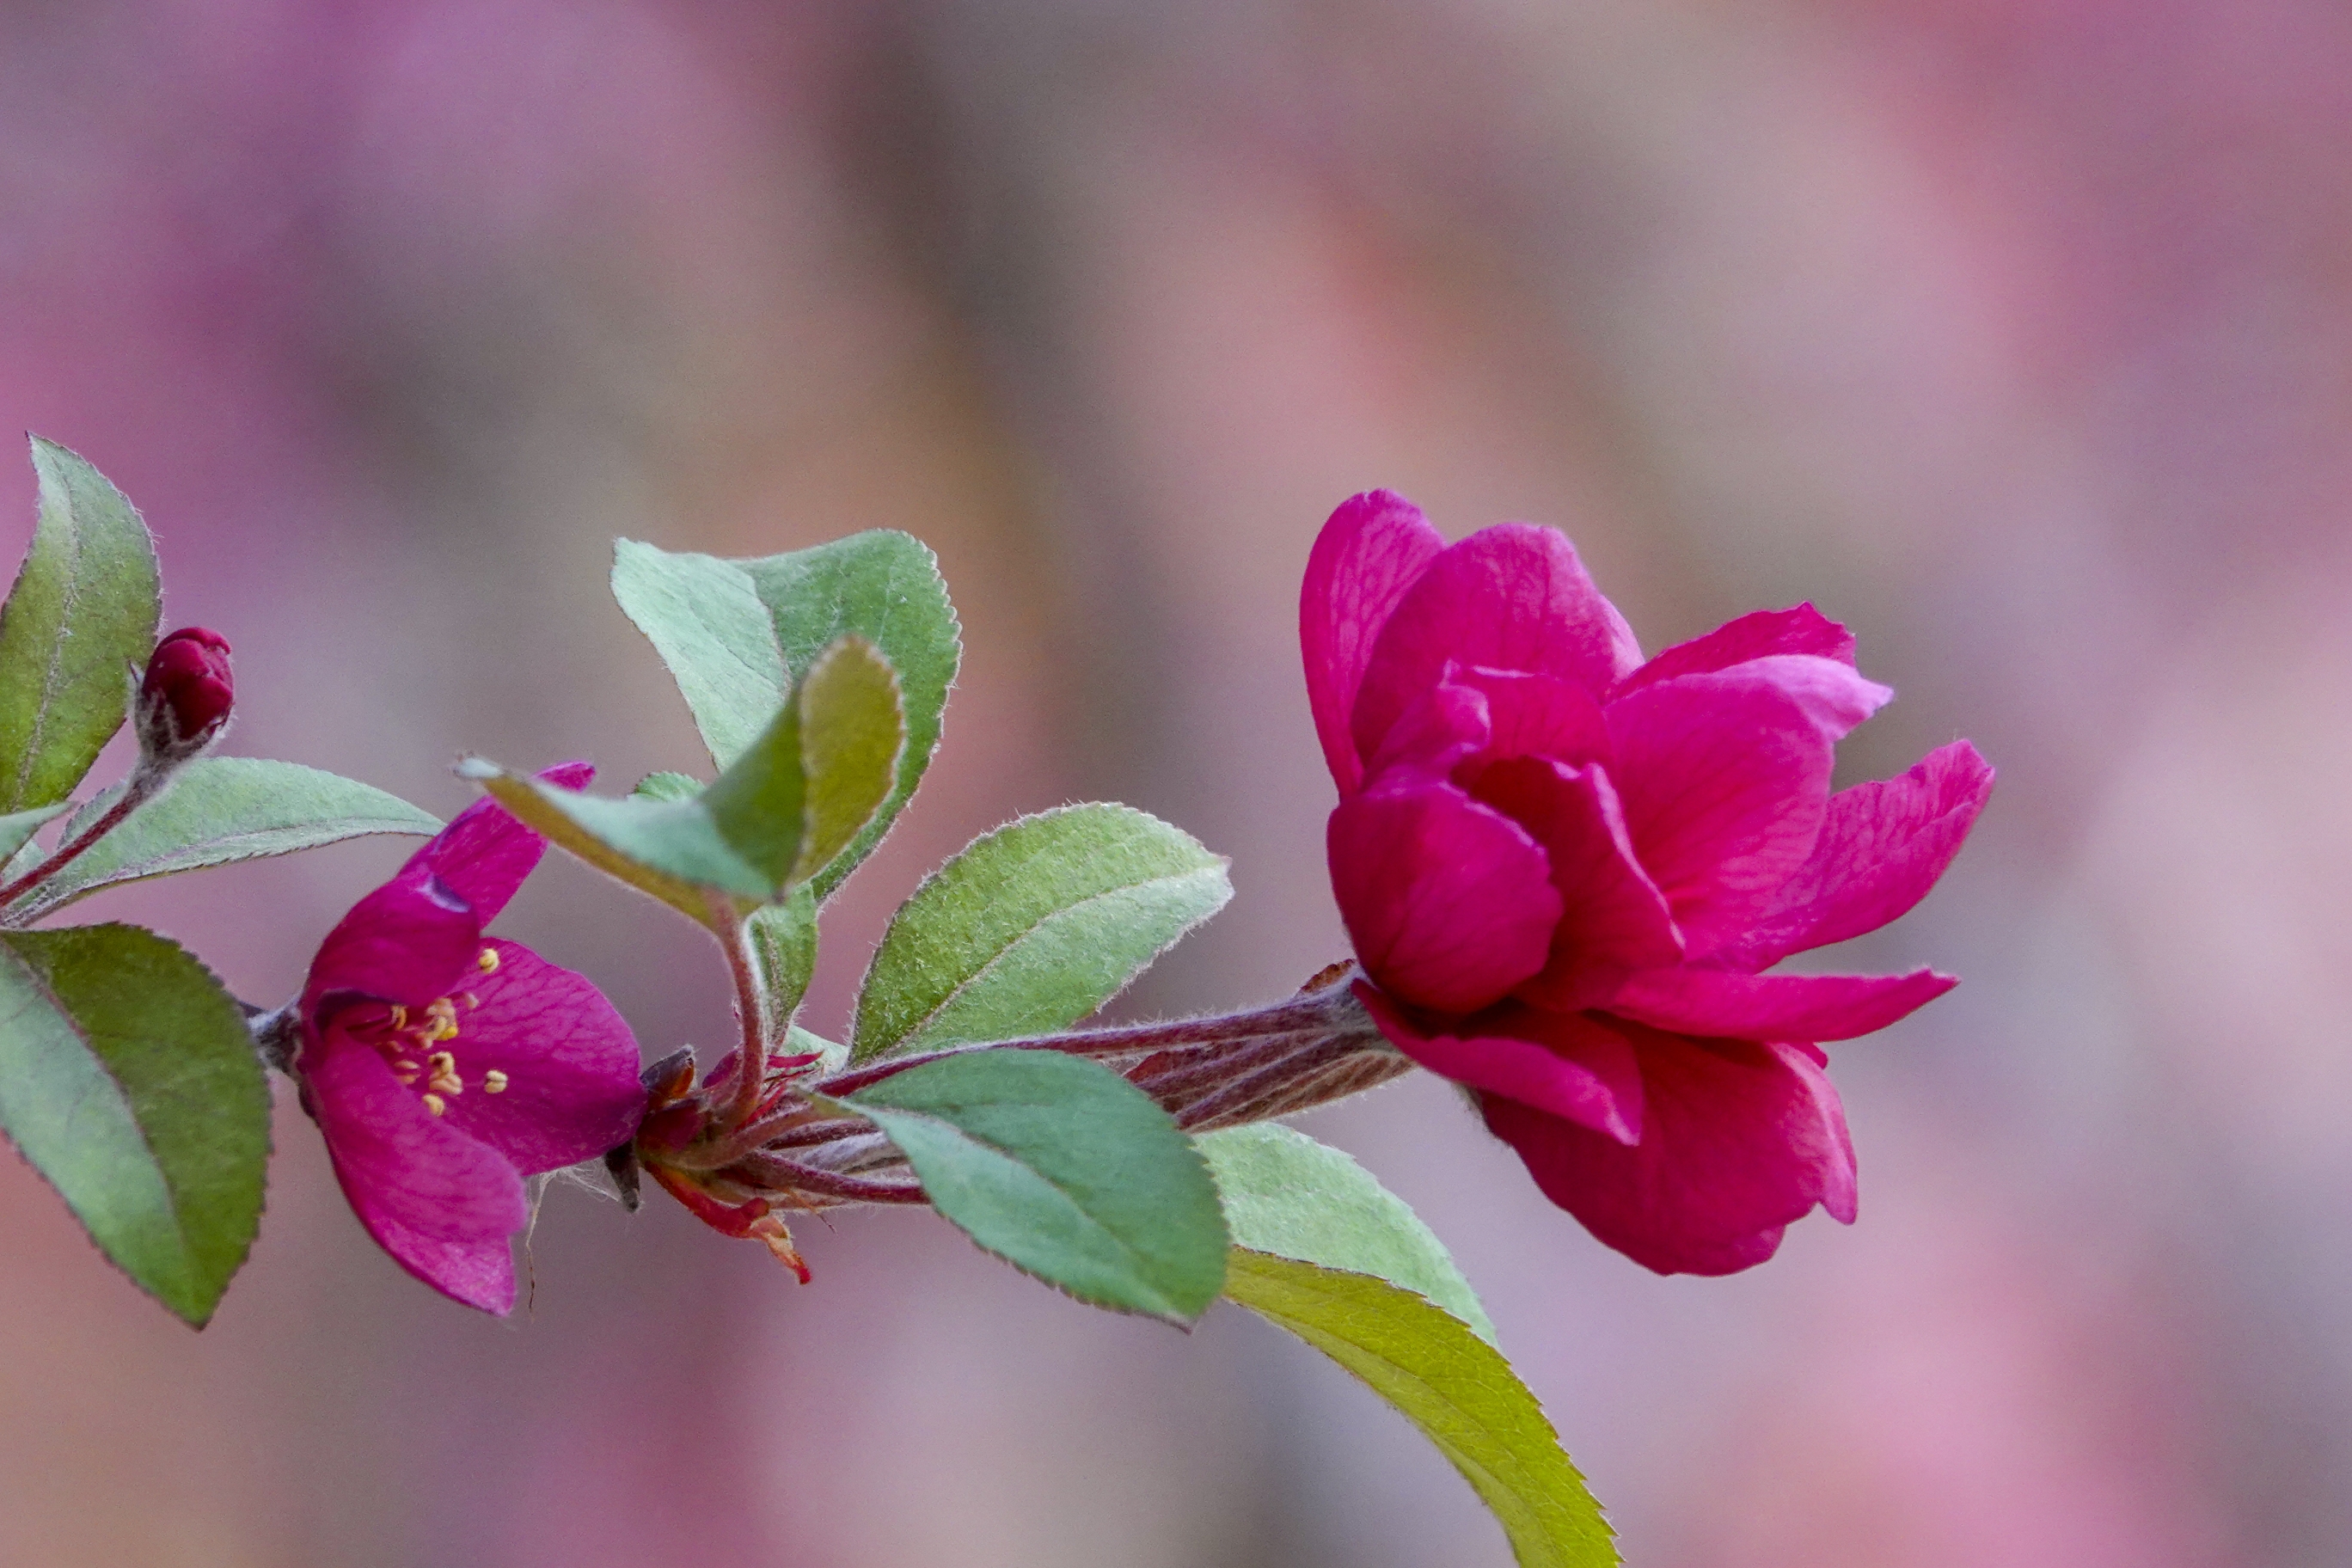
(137, 626), (233, 758)
(296, 763), (645, 1313)
(1304, 493), (1992, 1275)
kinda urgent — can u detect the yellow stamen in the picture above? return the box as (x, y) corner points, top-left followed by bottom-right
(476, 947), (499, 974)
(389, 1003), (408, 1030)
(426, 1050), (464, 1096)
(483, 1069), (509, 1093)
(421, 1093), (446, 1117)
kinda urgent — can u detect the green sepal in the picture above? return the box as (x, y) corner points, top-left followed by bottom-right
(1224, 1252), (1616, 1567)
(830, 1049), (1229, 1325)
(0, 922), (271, 1326)
(851, 804), (1232, 1063)
(0, 439), (162, 812)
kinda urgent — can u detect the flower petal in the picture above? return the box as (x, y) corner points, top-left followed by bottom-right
(1717, 741), (1995, 971)
(1612, 604), (1856, 698)
(1603, 666), (1850, 952)
(307, 1038), (527, 1311)
(1468, 757), (1681, 1009)
(1363, 673), (1491, 785)
(433, 939), (646, 1174)
(1302, 492), (1446, 797)
(1328, 781), (1560, 1014)
(303, 866), (481, 1011)
(1451, 666), (1612, 769)
(1607, 965), (1956, 1041)
(413, 760), (595, 922)
(1358, 982), (1641, 1142)
(1351, 524), (1641, 763)
(1481, 1029), (1856, 1276)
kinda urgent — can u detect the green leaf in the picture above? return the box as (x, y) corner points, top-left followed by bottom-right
(632, 770), (703, 804)
(462, 759), (770, 924)
(0, 923), (271, 1326)
(1224, 1252), (1616, 1568)
(1198, 1123), (1494, 1344)
(0, 439), (162, 812)
(700, 683), (808, 887)
(789, 636), (903, 885)
(749, 885), (818, 1034)
(737, 531), (958, 899)
(0, 801), (69, 870)
(610, 539), (787, 770)
(6, 759), (440, 922)
(852, 804), (1232, 1063)
(610, 533), (959, 903)
(836, 1049), (1228, 1324)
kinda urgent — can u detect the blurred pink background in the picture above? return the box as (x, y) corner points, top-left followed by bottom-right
(0, 1), (2342, 1563)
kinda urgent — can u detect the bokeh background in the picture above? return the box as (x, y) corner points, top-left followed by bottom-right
(1, 1), (2344, 1563)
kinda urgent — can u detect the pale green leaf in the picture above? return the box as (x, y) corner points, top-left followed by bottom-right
(749, 886), (818, 1035)
(0, 439), (162, 812)
(610, 538), (786, 769)
(851, 804), (1232, 1063)
(836, 1049), (1228, 1324)
(632, 770), (703, 803)
(790, 635), (903, 885)
(7, 759), (439, 922)
(1199, 1122), (1494, 1343)
(1224, 1252), (1616, 1568)
(0, 922), (270, 1326)
(701, 686), (807, 887)
(0, 801), (69, 873)
(462, 758), (769, 924)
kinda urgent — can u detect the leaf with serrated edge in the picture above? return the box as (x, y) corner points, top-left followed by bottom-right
(611, 539), (786, 770)
(1224, 1252), (1616, 1567)
(0, 439), (162, 812)
(632, 770), (702, 803)
(1199, 1123), (1494, 1343)
(738, 530), (959, 900)
(463, 760), (769, 924)
(0, 923), (271, 1326)
(834, 1049), (1228, 1323)
(0, 801), (68, 872)
(8, 759), (439, 922)
(791, 636), (903, 885)
(851, 804), (1232, 1063)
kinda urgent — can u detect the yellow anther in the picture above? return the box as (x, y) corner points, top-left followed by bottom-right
(426, 1050), (464, 1096)
(476, 947), (500, 974)
(483, 1069), (510, 1093)
(389, 1003), (408, 1030)
(421, 1093), (447, 1117)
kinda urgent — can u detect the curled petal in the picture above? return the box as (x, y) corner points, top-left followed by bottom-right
(1328, 782), (1559, 1014)
(1605, 966), (1956, 1042)
(1358, 983), (1641, 1142)
(1302, 492), (1446, 797)
(1718, 741), (1995, 971)
(1352, 524), (1641, 763)
(1469, 758), (1681, 1009)
(1604, 671), (1841, 951)
(1482, 1029), (1856, 1276)
(1613, 604), (1857, 698)
(431, 939), (646, 1174)
(303, 866), (480, 1012)
(413, 760), (596, 923)
(307, 1041), (528, 1312)
(1450, 666), (1613, 770)
(1363, 675), (1491, 784)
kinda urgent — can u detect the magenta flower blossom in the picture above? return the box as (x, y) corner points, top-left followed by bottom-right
(295, 762), (645, 1313)
(1304, 493), (1992, 1275)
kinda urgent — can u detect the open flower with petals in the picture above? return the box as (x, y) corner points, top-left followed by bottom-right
(295, 763), (645, 1313)
(1304, 492), (1992, 1275)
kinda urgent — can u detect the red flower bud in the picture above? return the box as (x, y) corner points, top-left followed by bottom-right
(138, 627), (233, 758)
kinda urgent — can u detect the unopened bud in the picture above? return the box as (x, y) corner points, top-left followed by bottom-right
(136, 627), (233, 761)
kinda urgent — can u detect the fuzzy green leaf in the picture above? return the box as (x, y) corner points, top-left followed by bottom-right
(0, 923), (270, 1326)
(836, 1049), (1228, 1324)
(737, 531), (959, 899)
(462, 759), (769, 924)
(851, 805), (1232, 1063)
(789, 635), (903, 885)
(610, 539), (787, 770)
(700, 685), (808, 887)
(750, 886), (818, 1035)
(631, 770), (703, 803)
(1199, 1123), (1494, 1343)
(1224, 1252), (1616, 1568)
(7, 759), (440, 922)
(0, 439), (162, 812)
(0, 801), (69, 873)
